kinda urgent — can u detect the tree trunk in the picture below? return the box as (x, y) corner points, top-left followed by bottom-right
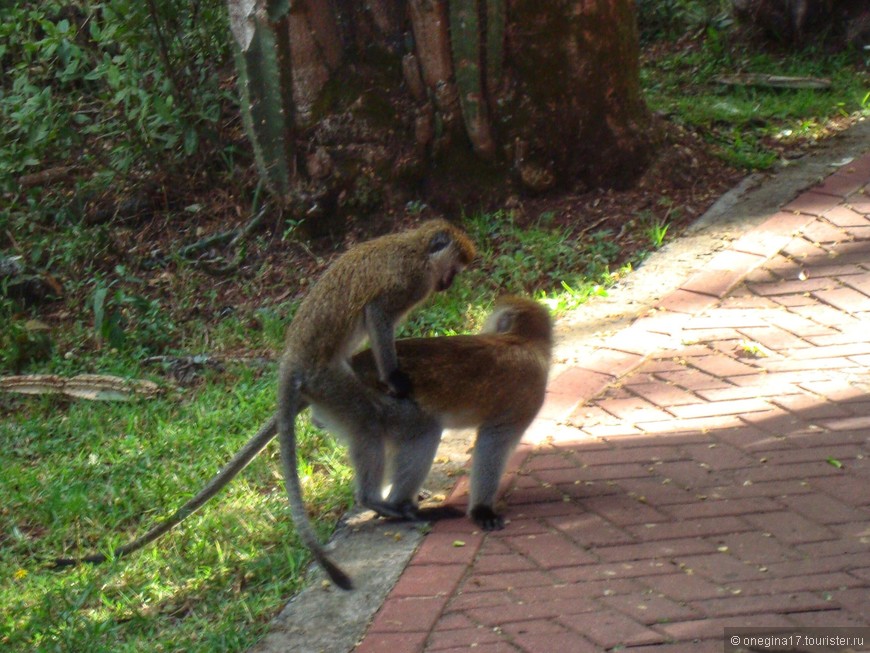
(227, 0), (654, 231)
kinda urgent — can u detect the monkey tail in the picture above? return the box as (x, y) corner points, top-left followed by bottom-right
(51, 415), (279, 569)
(277, 366), (353, 590)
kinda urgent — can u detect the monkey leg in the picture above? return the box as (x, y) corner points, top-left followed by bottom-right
(307, 370), (413, 520)
(468, 424), (526, 531)
(381, 409), (443, 519)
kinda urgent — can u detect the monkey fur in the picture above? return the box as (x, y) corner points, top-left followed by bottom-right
(277, 219), (474, 588)
(344, 294), (552, 531)
(52, 295), (549, 582)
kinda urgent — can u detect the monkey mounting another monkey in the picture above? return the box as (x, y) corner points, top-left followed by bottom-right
(342, 294), (553, 532)
(53, 219), (475, 592)
(276, 218), (475, 589)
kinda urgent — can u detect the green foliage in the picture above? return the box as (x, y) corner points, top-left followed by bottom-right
(643, 37), (870, 169)
(471, 213), (621, 292)
(0, 319), (54, 373)
(90, 267), (176, 354)
(635, 0), (733, 43)
(638, 209), (671, 249)
(0, 0), (232, 191)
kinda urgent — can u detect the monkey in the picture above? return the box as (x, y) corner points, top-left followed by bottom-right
(276, 219), (474, 589)
(339, 294), (553, 531)
(53, 219), (476, 592)
(52, 292), (543, 589)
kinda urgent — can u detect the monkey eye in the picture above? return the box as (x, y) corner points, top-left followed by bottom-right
(428, 231), (451, 254)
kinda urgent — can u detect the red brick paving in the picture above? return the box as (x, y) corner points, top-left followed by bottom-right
(354, 155), (870, 651)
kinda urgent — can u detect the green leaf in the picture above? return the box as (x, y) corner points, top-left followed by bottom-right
(93, 284), (108, 343)
(183, 128), (199, 156)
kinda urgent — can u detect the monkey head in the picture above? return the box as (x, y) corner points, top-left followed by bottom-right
(421, 219), (477, 292)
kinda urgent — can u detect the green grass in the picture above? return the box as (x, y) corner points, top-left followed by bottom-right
(400, 212), (627, 337)
(1, 365), (353, 652)
(643, 39), (870, 169)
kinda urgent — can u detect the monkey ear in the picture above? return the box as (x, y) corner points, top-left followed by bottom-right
(428, 231), (452, 254)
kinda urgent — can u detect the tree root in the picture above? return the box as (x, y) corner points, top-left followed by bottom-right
(178, 203), (269, 276)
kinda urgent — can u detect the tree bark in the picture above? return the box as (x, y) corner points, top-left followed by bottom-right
(227, 0), (654, 228)
(503, 0), (652, 190)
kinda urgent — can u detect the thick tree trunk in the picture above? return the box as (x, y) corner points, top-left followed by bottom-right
(228, 0), (654, 230)
(503, 0), (651, 190)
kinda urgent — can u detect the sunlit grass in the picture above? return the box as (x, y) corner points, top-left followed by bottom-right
(643, 43), (870, 169)
(0, 367), (352, 652)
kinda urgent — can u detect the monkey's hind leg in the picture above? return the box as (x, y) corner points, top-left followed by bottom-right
(381, 408), (443, 520)
(468, 424), (526, 531)
(309, 373), (413, 521)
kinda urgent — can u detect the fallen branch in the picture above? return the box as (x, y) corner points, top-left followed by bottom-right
(143, 353), (273, 384)
(0, 374), (160, 401)
(715, 73), (832, 90)
(177, 204), (270, 276)
(17, 166), (78, 189)
(143, 354), (273, 367)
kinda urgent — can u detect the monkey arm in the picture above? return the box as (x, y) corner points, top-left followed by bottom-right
(363, 302), (412, 397)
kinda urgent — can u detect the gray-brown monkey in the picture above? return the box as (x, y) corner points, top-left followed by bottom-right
(52, 293), (547, 588)
(276, 218), (475, 588)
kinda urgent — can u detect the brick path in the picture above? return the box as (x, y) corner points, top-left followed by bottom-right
(354, 156), (870, 652)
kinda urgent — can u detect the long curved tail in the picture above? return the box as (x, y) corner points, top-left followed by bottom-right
(277, 365), (353, 590)
(52, 415), (278, 568)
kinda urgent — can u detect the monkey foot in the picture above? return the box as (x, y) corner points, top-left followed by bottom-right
(470, 505), (505, 531)
(365, 499), (421, 521)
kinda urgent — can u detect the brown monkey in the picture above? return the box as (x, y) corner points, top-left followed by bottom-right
(54, 220), (475, 591)
(342, 294), (552, 531)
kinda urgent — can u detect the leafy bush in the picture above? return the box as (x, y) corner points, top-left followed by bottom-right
(636, 0), (733, 42)
(0, 0), (233, 191)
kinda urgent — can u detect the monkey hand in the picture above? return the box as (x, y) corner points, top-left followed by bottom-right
(386, 369), (413, 398)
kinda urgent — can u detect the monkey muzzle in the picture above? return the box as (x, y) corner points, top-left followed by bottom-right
(437, 269), (457, 291)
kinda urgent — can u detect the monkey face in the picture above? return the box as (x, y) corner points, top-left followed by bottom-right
(424, 221), (476, 292)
